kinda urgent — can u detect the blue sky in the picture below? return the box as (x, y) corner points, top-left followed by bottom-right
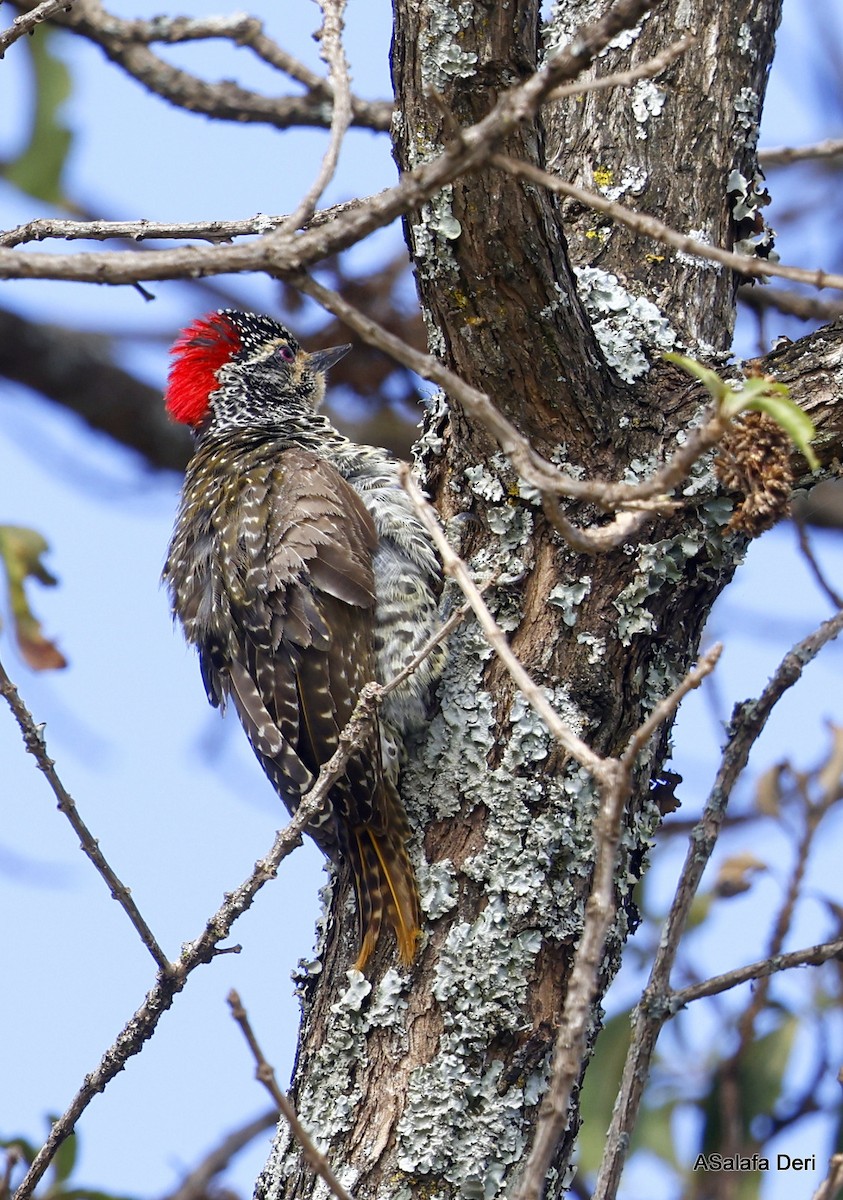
(2, 2), (843, 1197)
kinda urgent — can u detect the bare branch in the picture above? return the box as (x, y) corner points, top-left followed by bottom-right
(104, 11), (330, 97)
(592, 606), (843, 1200)
(228, 990), (355, 1200)
(278, 0), (352, 235)
(0, 653), (171, 972)
(491, 153), (843, 293)
(162, 1108), (279, 1200)
(760, 138), (843, 167)
(737, 283), (843, 324)
(11, 0), (390, 132)
(0, 198), (369, 249)
(545, 32), (694, 102)
(10, 681), (387, 1200)
(670, 937), (843, 1009)
(400, 468), (604, 775)
(794, 519), (843, 610)
(0, 0), (73, 54)
(0, 0), (663, 288)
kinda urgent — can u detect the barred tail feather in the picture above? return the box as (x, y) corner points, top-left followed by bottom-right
(348, 826), (420, 971)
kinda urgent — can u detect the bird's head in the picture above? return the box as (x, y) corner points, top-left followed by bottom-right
(165, 309), (351, 434)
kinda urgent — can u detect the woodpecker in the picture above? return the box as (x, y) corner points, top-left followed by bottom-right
(163, 310), (445, 970)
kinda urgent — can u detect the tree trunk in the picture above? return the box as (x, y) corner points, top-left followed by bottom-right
(253, 3), (837, 1198)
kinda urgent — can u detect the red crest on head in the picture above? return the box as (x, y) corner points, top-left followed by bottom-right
(165, 312), (242, 427)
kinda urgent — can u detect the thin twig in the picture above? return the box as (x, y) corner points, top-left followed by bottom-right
(794, 519), (843, 610)
(812, 1152), (843, 1200)
(0, 654), (171, 972)
(0, 198), (368, 249)
(491, 153), (843, 292)
(737, 283), (843, 324)
(592, 606), (843, 1200)
(400, 469), (604, 774)
(544, 32), (694, 101)
(112, 12), (330, 97)
(13, 0), (390, 132)
(10, 680), (384, 1200)
(669, 937), (843, 1009)
(517, 646), (721, 1200)
(760, 138), (843, 167)
(0, 0), (72, 55)
(278, 0), (352, 235)
(228, 991), (355, 1200)
(162, 1108), (279, 1200)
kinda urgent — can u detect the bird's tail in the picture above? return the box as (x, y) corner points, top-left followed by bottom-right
(345, 814), (421, 972)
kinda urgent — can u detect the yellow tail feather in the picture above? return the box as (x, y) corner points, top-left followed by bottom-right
(349, 826), (420, 972)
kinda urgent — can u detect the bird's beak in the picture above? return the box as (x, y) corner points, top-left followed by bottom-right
(308, 344), (352, 374)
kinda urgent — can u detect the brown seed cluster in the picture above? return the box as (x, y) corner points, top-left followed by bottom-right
(715, 410), (794, 537)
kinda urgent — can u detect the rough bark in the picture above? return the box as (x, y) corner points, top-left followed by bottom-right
(246, 1), (843, 1198)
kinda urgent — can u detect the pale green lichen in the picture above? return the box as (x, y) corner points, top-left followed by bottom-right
(726, 170), (777, 260)
(613, 532), (705, 643)
(600, 164), (648, 202)
(611, 482), (740, 646)
(504, 691), (552, 767)
(631, 80), (666, 138)
(418, 858), (459, 920)
(548, 577), (592, 626)
(734, 87), (760, 137)
(576, 631), (606, 665)
(283, 971), (371, 1159)
(419, 1), (478, 91)
(367, 968), (409, 1029)
(411, 187), (462, 279)
(394, 907), (547, 1197)
(675, 227), (723, 272)
(573, 267), (677, 382)
(464, 462), (506, 503)
(737, 23), (753, 55)
(462, 456), (536, 559)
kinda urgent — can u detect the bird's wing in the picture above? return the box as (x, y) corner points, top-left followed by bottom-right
(207, 447), (379, 811)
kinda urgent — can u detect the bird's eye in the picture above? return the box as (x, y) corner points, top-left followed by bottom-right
(277, 344), (295, 363)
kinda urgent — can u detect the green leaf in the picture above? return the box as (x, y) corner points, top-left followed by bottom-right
(49, 1126), (77, 1186)
(4, 31), (73, 204)
(700, 1016), (798, 1153)
(664, 352), (728, 402)
(633, 1099), (681, 1169)
(665, 353), (819, 471)
(0, 1132), (38, 1163)
(0, 524), (67, 670)
(577, 1013), (633, 1173)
